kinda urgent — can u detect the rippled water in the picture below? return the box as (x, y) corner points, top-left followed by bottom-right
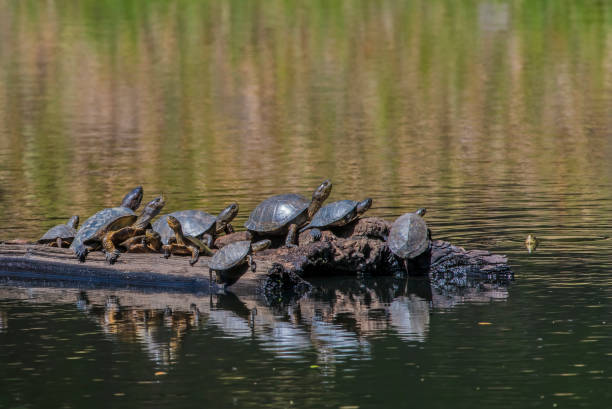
(1, 1), (611, 408)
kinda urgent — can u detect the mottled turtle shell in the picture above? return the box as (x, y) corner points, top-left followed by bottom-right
(387, 212), (429, 259)
(304, 200), (359, 229)
(70, 207), (137, 249)
(209, 241), (251, 271)
(245, 194), (310, 233)
(152, 210), (217, 245)
(39, 224), (77, 243)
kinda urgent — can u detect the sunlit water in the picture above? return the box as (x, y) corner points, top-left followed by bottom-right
(1, 1), (611, 408)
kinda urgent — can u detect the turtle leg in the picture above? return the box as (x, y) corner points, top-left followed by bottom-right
(202, 234), (214, 249)
(189, 246), (200, 266)
(224, 223), (235, 234)
(73, 243), (89, 263)
(102, 231), (121, 265)
(309, 228), (322, 242)
(56, 237), (63, 248)
(248, 254), (256, 272)
(284, 224), (298, 247)
(402, 258), (410, 274)
(209, 268), (213, 288)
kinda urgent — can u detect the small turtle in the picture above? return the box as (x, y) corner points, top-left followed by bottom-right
(299, 198), (373, 239)
(102, 195), (166, 264)
(245, 180), (332, 246)
(209, 239), (271, 288)
(38, 215), (80, 248)
(70, 186), (143, 262)
(153, 203), (239, 248)
(387, 208), (431, 272)
(162, 215), (214, 266)
(119, 229), (162, 253)
(525, 234), (538, 253)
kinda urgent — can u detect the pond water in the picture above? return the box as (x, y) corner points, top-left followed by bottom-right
(1, 0), (611, 408)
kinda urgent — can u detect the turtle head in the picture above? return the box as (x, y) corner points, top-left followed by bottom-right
(415, 208), (426, 217)
(251, 239), (271, 252)
(308, 179), (333, 218)
(166, 215), (183, 233)
(66, 215), (80, 230)
(137, 194), (166, 227)
(216, 202), (239, 229)
(121, 186), (144, 211)
(356, 198), (373, 215)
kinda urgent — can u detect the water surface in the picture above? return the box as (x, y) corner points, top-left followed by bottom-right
(1, 1), (611, 408)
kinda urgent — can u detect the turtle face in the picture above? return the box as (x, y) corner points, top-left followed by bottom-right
(415, 208), (427, 217)
(67, 215), (80, 229)
(121, 186), (144, 210)
(312, 179), (332, 202)
(218, 202), (239, 223)
(356, 198), (373, 215)
(166, 215), (182, 232)
(142, 194), (166, 219)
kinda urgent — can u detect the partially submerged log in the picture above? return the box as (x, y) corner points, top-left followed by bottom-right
(0, 217), (512, 297)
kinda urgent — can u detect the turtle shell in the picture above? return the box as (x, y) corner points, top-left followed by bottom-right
(70, 207), (137, 249)
(306, 200), (358, 229)
(152, 210), (217, 245)
(245, 194), (310, 233)
(39, 224), (77, 243)
(209, 240), (251, 271)
(387, 212), (429, 259)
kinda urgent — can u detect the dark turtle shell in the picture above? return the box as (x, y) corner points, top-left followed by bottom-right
(70, 207), (137, 250)
(152, 210), (217, 245)
(387, 212), (429, 259)
(209, 240), (251, 271)
(245, 194), (310, 234)
(39, 224), (78, 243)
(303, 200), (359, 229)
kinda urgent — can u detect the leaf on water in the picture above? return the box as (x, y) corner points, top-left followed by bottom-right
(478, 322), (492, 325)
(309, 365), (320, 369)
(154, 371), (167, 376)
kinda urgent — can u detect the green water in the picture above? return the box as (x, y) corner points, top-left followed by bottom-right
(1, 1), (611, 408)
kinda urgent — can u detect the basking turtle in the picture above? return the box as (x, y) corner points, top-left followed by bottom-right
(102, 195), (166, 264)
(387, 208), (431, 271)
(209, 239), (271, 288)
(245, 180), (332, 246)
(70, 186), (143, 262)
(299, 198), (373, 239)
(162, 215), (214, 266)
(119, 229), (162, 253)
(153, 203), (239, 248)
(38, 215), (80, 248)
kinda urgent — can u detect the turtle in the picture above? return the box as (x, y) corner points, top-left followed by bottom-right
(299, 198), (373, 239)
(525, 234), (538, 253)
(208, 239), (271, 288)
(102, 194), (166, 264)
(387, 208), (431, 272)
(162, 215), (214, 266)
(70, 186), (144, 262)
(119, 229), (162, 253)
(245, 180), (332, 246)
(153, 203), (239, 248)
(38, 215), (80, 248)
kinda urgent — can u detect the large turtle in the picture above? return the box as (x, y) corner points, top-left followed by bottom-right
(70, 186), (143, 262)
(162, 215), (214, 266)
(299, 198), (373, 238)
(387, 208), (431, 272)
(38, 215), (80, 248)
(245, 180), (332, 246)
(208, 239), (271, 288)
(153, 203), (239, 248)
(101, 195), (166, 264)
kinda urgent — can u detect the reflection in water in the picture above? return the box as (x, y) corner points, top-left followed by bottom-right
(0, 309), (6, 332)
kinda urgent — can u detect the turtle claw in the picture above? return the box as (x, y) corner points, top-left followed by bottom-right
(309, 229), (322, 242)
(106, 250), (120, 265)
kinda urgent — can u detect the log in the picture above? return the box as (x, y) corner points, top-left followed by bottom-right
(0, 217), (512, 297)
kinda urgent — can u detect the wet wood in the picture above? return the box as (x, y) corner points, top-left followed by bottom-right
(0, 217), (512, 295)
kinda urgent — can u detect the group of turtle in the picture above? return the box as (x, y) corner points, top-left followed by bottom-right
(38, 180), (431, 287)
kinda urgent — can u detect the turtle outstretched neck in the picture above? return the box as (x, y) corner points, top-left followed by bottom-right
(307, 180), (332, 219)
